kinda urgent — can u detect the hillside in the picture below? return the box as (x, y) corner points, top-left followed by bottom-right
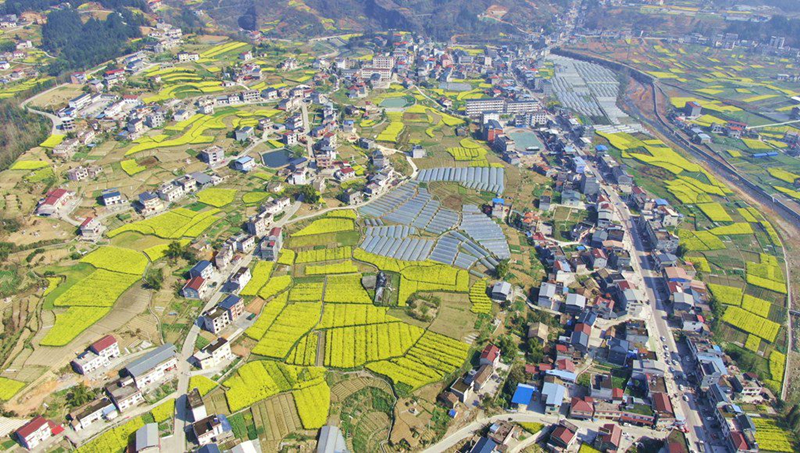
(190, 0), (566, 41)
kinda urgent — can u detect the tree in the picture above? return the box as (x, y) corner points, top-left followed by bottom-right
(496, 335), (517, 361)
(164, 241), (193, 262)
(67, 383), (94, 408)
(143, 268), (164, 290)
(494, 259), (509, 280)
(295, 185), (321, 204)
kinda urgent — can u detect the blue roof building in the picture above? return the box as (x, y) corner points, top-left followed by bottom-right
(219, 294), (241, 310)
(190, 260), (213, 279)
(231, 156), (255, 172)
(511, 383), (536, 410)
(596, 145), (608, 152)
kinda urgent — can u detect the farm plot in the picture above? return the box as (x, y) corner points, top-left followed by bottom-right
(447, 147), (487, 162)
(752, 418), (795, 452)
(257, 274), (292, 300)
(323, 275), (373, 304)
(125, 114), (227, 155)
(289, 282), (325, 301)
(324, 322), (424, 369)
(245, 293), (288, 340)
(319, 304), (398, 329)
(398, 263), (469, 306)
(52, 269), (140, 307)
(76, 416), (144, 453)
(287, 334), (318, 366)
(251, 302), (322, 358)
(121, 159), (146, 176)
(295, 247), (352, 263)
(708, 223), (753, 236)
(305, 261), (359, 275)
(223, 360), (325, 412)
(143, 239), (191, 261)
(769, 350), (786, 392)
(469, 280), (492, 314)
(292, 380), (330, 429)
(741, 295), (772, 317)
(108, 208), (221, 239)
(678, 229), (725, 251)
(366, 330), (470, 389)
(197, 188), (237, 207)
(722, 306), (780, 342)
(293, 218), (355, 237)
(240, 261), (275, 296)
(708, 283), (743, 306)
(10, 161), (49, 171)
(189, 375), (219, 396)
(252, 393), (304, 449)
(0, 377), (25, 400)
(80, 246), (148, 275)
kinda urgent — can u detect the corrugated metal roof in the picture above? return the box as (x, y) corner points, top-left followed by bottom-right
(125, 344), (176, 378)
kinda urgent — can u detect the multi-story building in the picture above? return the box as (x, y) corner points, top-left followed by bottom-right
(199, 145), (225, 167)
(219, 294), (245, 322)
(202, 307), (230, 335)
(193, 337), (234, 370)
(68, 398), (117, 431)
(123, 344), (178, 388)
(71, 335), (120, 375)
(193, 415), (232, 446)
(105, 379), (144, 412)
(15, 417), (59, 450)
(466, 98), (505, 119)
(246, 211), (272, 237)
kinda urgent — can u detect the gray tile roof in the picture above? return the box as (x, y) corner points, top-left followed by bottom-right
(125, 344), (176, 378)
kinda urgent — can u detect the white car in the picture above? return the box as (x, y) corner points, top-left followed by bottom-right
(660, 336), (666, 342)
(683, 395), (690, 402)
(678, 384), (684, 391)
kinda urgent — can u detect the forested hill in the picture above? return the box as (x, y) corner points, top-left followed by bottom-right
(0, 104), (50, 172)
(42, 8), (147, 73)
(199, 0), (567, 41)
(1, 0), (149, 15)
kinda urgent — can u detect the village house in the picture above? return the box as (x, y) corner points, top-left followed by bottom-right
(138, 192), (164, 217)
(105, 379), (144, 412)
(123, 344), (177, 389)
(193, 415), (233, 446)
(134, 423), (160, 452)
(202, 306), (230, 335)
(36, 188), (74, 216)
(68, 398), (117, 431)
(199, 145), (225, 167)
(193, 337), (234, 370)
(227, 267), (251, 293)
(71, 335), (120, 375)
(15, 417), (62, 450)
(79, 217), (105, 240)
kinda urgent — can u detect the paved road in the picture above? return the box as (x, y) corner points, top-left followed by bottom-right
(424, 411), (665, 453)
(582, 151), (707, 450)
(168, 252), (254, 451)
